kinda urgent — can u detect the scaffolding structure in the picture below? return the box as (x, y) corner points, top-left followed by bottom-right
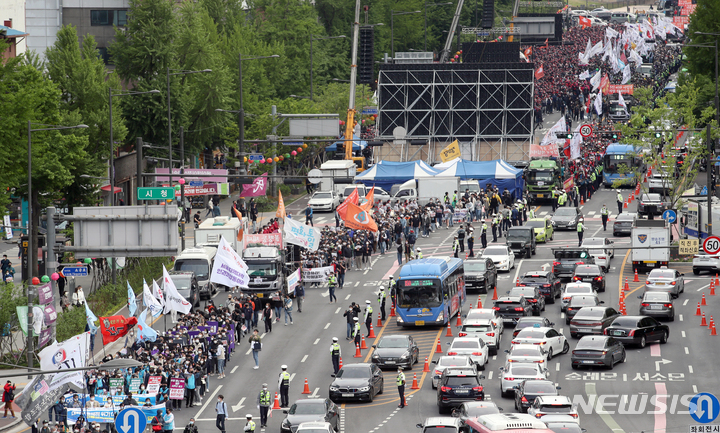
(376, 62), (535, 163)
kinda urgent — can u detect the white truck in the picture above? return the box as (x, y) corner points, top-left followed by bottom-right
(631, 219), (671, 272)
(195, 216), (247, 252)
(319, 160), (356, 196)
(418, 176), (461, 204)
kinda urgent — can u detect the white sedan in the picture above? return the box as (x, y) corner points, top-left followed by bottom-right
(499, 362), (549, 397)
(459, 319), (501, 356)
(511, 326), (569, 360)
(504, 343), (549, 370)
(581, 237), (614, 272)
(481, 246), (515, 272)
(465, 308), (504, 335)
(308, 191), (340, 212)
(447, 337), (489, 370)
(560, 283), (596, 311)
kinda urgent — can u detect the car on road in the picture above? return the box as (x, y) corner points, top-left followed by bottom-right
(480, 246), (515, 272)
(552, 248), (594, 279)
(613, 212), (637, 237)
(526, 217), (554, 243)
(590, 7), (611, 20)
(644, 267), (685, 298)
(451, 401), (502, 420)
(569, 307), (620, 338)
(493, 297), (533, 324)
(373, 187), (392, 203)
(371, 334), (419, 370)
(464, 258), (498, 293)
(513, 379), (560, 413)
(511, 326), (569, 360)
(281, 399), (340, 433)
(604, 316), (670, 347)
(565, 295), (603, 324)
(527, 396), (579, 422)
(465, 308), (504, 335)
(416, 417), (465, 433)
(571, 264), (606, 292)
(581, 238), (614, 272)
(506, 226), (537, 258)
(512, 317), (554, 338)
(459, 319), (501, 356)
(328, 363), (384, 402)
(447, 337), (489, 369)
(431, 356), (476, 389)
(308, 191), (341, 212)
(571, 335), (626, 369)
(296, 422), (335, 433)
(504, 344), (549, 369)
(560, 283), (596, 312)
(508, 286), (545, 315)
(638, 291), (675, 320)
(693, 252), (720, 275)
(437, 367), (486, 413)
(517, 271), (562, 303)
(637, 193), (670, 217)
(499, 363), (549, 397)
(648, 173), (673, 194)
(551, 207), (584, 231)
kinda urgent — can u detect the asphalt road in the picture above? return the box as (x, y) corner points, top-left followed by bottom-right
(160, 184), (717, 433)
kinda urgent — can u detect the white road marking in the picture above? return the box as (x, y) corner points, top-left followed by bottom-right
(246, 347), (252, 355)
(512, 259), (525, 283)
(301, 355), (308, 363)
(683, 299), (689, 306)
(697, 283), (710, 292)
(194, 385), (222, 419)
(688, 365), (694, 373)
(685, 347), (689, 355)
(309, 387), (320, 398)
(693, 385), (698, 393)
(345, 294), (351, 300)
(314, 338), (320, 345)
(335, 307), (341, 314)
(325, 322), (331, 329)
(556, 363), (560, 371)
(289, 373), (296, 382)
(488, 371), (493, 380)
(682, 331), (686, 338)
(231, 366), (238, 374)
(680, 314), (684, 322)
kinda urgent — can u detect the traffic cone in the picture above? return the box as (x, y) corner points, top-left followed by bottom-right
(272, 392), (281, 409)
(712, 322), (718, 336)
(436, 339), (443, 354)
(367, 324), (376, 338)
(361, 335), (368, 349)
(423, 357), (430, 372)
(377, 315), (383, 328)
(354, 343), (362, 358)
(477, 297), (483, 308)
(702, 293), (707, 306)
(710, 316), (716, 330)
(624, 278), (630, 291)
(624, 201), (628, 209)
(696, 302), (702, 316)
(446, 323), (453, 337)
(410, 373), (420, 390)
(712, 281), (716, 296)
(456, 313), (462, 327)
(634, 269), (639, 282)
(701, 312), (707, 326)
(581, 196), (585, 205)
(492, 286), (498, 301)
(339, 357), (343, 369)
(390, 304), (396, 317)
(302, 378), (311, 394)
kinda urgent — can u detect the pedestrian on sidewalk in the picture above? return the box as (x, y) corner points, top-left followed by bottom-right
(205, 200), (214, 218)
(283, 294), (294, 325)
(305, 205), (314, 227)
(295, 284), (304, 313)
(2, 381), (16, 418)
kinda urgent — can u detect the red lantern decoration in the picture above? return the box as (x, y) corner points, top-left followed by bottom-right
(297, 147), (303, 153)
(32, 277), (40, 285)
(291, 150), (297, 156)
(266, 158), (273, 164)
(279, 155), (284, 161)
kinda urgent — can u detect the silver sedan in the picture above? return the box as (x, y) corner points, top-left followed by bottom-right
(644, 267), (685, 298)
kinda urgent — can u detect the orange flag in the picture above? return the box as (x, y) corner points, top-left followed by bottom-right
(276, 190), (286, 218)
(360, 187), (375, 212)
(232, 207), (245, 242)
(337, 187), (359, 220)
(343, 202), (378, 232)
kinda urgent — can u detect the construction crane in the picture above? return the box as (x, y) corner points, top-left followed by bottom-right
(343, 0), (362, 166)
(439, 0), (466, 63)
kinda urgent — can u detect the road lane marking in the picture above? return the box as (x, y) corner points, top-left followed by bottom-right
(301, 355), (308, 363)
(650, 344), (661, 357)
(683, 299), (689, 306)
(689, 365), (694, 373)
(585, 382), (626, 433)
(654, 383), (668, 433)
(335, 307), (341, 314)
(289, 373), (296, 382)
(345, 294), (351, 300)
(682, 331), (686, 338)
(680, 314), (683, 322)
(685, 347), (689, 355)
(512, 259), (525, 283)
(693, 385), (698, 393)
(556, 363), (560, 371)
(618, 249), (631, 301)
(314, 338), (320, 345)
(325, 322), (331, 329)
(194, 385), (222, 419)
(231, 366), (238, 374)
(488, 371), (493, 380)
(246, 347), (252, 355)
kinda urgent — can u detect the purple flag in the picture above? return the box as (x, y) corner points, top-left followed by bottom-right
(38, 283), (53, 305)
(43, 304), (57, 324)
(241, 173), (268, 197)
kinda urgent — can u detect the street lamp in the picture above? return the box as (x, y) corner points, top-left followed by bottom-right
(27, 121), (87, 375)
(424, 2), (452, 52)
(391, 10), (421, 59)
(289, 95), (312, 99)
(310, 35), (346, 101)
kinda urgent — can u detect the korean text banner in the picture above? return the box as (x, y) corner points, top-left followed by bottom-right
(284, 218), (322, 251)
(210, 236), (250, 288)
(302, 266), (334, 282)
(66, 404), (166, 424)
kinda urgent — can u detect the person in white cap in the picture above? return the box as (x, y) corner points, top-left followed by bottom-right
(330, 337), (341, 376)
(243, 414), (255, 432)
(363, 300), (373, 335)
(256, 384), (271, 428)
(352, 317), (361, 348)
(278, 365), (291, 408)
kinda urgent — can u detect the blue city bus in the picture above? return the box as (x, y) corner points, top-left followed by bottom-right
(395, 257), (466, 327)
(603, 143), (646, 187)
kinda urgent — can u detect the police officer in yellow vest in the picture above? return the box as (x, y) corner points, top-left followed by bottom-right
(616, 190), (623, 214)
(244, 415), (255, 433)
(557, 190), (566, 207)
(364, 300), (373, 334)
(352, 317), (362, 348)
(396, 367), (406, 408)
(577, 220), (584, 247)
(528, 207), (535, 219)
(278, 365), (290, 408)
(452, 236), (460, 258)
(601, 204), (609, 231)
(416, 248), (423, 260)
(551, 189), (559, 211)
(573, 185), (580, 207)
(491, 214), (499, 242)
(330, 337), (341, 376)
(256, 384), (271, 428)
(480, 221), (488, 248)
(377, 287), (387, 321)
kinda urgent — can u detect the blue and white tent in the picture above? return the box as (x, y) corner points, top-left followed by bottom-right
(355, 161), (440, 191)
(434, 158), (525, 198)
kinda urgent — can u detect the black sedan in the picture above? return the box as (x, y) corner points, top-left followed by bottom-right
(604, 316), (670, 348)
(517, 271), (562, 303)
(508, 287), (545, 315)
(513, 379), (560, 413)
(571, 336), (626, 369)
(281, 399), (339, 433)
(451, 401), (502, 420)
(550, 207), (584, 231)
(572, 264), (606, 292)
(329, 363), (384, 402)
(371, 334), (419, 369)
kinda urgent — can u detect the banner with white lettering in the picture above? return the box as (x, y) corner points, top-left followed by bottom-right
(66, 404), (166, 424)
(287, 268), (301, 295)
(210, 236), (249, 288)
(301, 266), (334, 282)
(284, 218), (322, 251)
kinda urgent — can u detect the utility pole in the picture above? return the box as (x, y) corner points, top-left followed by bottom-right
(180, 127), (186, 251)
(708, 123), (713, 237)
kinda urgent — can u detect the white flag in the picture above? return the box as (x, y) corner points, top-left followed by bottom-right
(284, 218), (322, 251)
(162, 265), (192, 315)
(38, 332), (90, 389)
(152, 279), (165, 308)
(618, 91), (628, 114)
(579, 70), (590, 80)
(590, 70), (602, 90)
(210, 236), (249, 289)
(622, 64), (631, 84)
(594, 90), (603, 116)
(143, 279), (163, 318)
(570, 125), (582, 160)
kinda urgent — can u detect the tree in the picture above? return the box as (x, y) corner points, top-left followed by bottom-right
(685, 0), (720, 79)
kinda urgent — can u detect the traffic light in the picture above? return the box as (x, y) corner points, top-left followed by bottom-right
(359, 26), (374, 85)
(601, 131), (621, 140)
(555, 132), (573, 139)
(655, 132), (662, 138)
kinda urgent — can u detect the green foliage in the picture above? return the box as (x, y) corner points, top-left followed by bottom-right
(685, 0), (720, 78)
(0, 283), (32, 336)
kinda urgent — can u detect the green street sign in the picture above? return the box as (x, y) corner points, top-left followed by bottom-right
(138, 187), (175, 200)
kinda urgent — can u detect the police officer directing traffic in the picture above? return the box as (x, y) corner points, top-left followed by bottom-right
(352, 317), (362, 348)
(330, 337), (341, 376)
(244, 415), (255, 433)
(577, 220), (584, 247)
(364, 300), (373, 335)
(396, 366), (406, 408)
(601, 204), (609, 231)
(377, 287), (387, 321)
(278, 365), (290, 408)
(256, 384), (271, 428)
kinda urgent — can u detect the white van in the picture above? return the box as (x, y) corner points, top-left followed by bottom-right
(174, 247), (217, 299)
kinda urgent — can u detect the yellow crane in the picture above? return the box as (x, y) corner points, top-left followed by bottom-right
(343, 0), (367, 173)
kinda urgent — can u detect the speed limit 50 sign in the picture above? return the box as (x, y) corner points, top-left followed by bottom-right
(703, 236), (720, 255)
(579, 124), (593, 138)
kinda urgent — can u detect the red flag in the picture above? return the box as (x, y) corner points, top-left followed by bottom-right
(534, 65), (545, 80)
(578, 16), (591, 28)
(544, 38), (549, 48)
(523, 46), (533, 58)
(343, 202), (378, 232)
(360, 187), (375, 212)
(100, 315), (138, 345)
(336, 187), (359, 220)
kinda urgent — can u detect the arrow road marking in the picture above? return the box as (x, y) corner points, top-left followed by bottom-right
(194, 385), (222, 419)
(232, 397), (245, 412)
(309, 387), (320, 398)
(655, 358), (672, 371)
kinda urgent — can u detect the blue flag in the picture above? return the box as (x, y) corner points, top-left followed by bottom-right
(127, 282), (137, 317)
(84, 302), (98, 334)
(137, 309), (158, 343)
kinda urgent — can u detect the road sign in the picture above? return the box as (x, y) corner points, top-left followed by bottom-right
(307, 169), (323, 185)
(247, 154), (265, 162)
(662, 209), (677, 224)
(689, 425), (720, 433)
(188, 180), (203, 187)
(579, 124), (593, 138)
(680, 239), (699, 255)
(115, 407), (147, 433)
(62, 266), (88, 277)
(137, 187), (175, 201)
(690, 393), (720, 423)
(703, 236), (720, 255)
(701, 186), (709, 196)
